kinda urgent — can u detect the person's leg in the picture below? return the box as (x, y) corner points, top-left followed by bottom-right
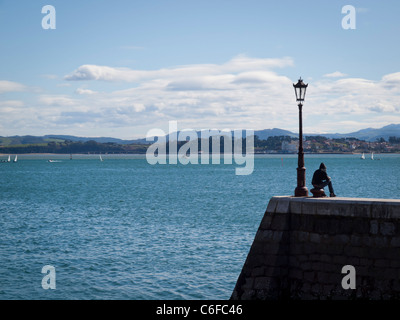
(327, 181), (335, 194)
(316, 181), (335, 196)
(318, 181), (329, 189)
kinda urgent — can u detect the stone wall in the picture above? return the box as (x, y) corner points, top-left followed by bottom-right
(231, 196), (400, 300)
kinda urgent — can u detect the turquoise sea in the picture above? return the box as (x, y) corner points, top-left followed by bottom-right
(1, 153), (400, 300)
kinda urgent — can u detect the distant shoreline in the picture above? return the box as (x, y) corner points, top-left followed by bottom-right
(1, 152), (399, 156)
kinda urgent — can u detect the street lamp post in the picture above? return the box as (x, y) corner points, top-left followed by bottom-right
(293, 77), (309, 197)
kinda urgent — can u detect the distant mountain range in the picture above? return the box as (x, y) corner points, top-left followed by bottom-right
(0, 134), (149, 146)
(313, 124), (400, 142)
(1, 124), (400, 146)
(255, 124), (400, 141)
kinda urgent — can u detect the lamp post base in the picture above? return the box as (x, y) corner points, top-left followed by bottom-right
(295, 165), (309, 197)
(294, 186), (309, 197)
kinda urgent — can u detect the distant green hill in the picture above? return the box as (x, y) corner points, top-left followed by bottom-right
(1, 124), (399, 146)
(314, 124), (400, 141)
(0, 135), (64, 146)
(0, 135), (148, 146)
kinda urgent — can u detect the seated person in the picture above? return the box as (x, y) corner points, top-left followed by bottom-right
(312, 163), (336, 197)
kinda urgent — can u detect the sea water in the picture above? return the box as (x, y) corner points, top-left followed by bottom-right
(0, 153), (399, 299)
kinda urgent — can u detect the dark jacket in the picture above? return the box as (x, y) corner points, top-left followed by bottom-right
(312, 163), (330, 186)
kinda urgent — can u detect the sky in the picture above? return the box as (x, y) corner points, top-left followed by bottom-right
(0, 0), (399, 139)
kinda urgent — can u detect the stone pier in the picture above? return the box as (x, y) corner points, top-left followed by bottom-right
(231, 196), (400, 300)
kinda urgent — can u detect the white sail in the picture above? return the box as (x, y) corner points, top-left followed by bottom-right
(13, 155), (17, 162)
(99, 155), (103, 161)
(7, 155), (10, 162)
(361, 153), (365, 159)
(371, 152), (374, 160)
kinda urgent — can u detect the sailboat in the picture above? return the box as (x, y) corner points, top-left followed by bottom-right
(7, 155), (10, 162)
(361, 153), (365, 160)
(13, 155), (17, 163)
(371, 152), (374, 160)
(99, 155), (103, 162)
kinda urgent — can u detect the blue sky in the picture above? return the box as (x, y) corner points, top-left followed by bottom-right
(0, 0), (399, 138)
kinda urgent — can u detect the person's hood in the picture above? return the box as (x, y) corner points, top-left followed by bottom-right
(319, 163), (326, 170)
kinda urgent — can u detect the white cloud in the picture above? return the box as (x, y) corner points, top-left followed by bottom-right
(0, 80), (26, 94)
(323, 71), (347, 78)
(64, 55), (294, 82)
(133, 103), (145, 112)
(59, 57), (400, 136)
(38, 95), (78, 106)
(76, 88), (98, 95)
(2, 56), (400, 138)
(381, 72), (400, 89)
(0, 100), (24, 107)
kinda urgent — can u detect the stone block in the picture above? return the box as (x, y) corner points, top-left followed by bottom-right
(253, 276), (274, 290)
(300, 215), (315, 232)
(359, 235), (373, 246)
(301, 201), (317, 215)
(289, 268), (303, 280)
(289, 199), (303, 214)
(270, 214), (289, 231)
(262, 242), (283, 255)
(241, 289), (256, 300)
(272, 230), (285, 242)
(332, 234), (350, 245)
(289, 255), (300, 267)
(313, 218), (332, 234)
(339, 218), (356, 233)
(256, 230), (275, 242)
(309, 233), (321, 243)
(350, 235), (363, 246)
(309, 254), (323, 262)
(325, 218), (342, 235)
(319, 254), (332, 263)
(265, 197), (278, 214)
(297, 254), (309, 262)
(290, 242), (304, 256)
(353, 218), (370, 234)
(370, 220), (379, 235)
(263, 266), (282, 277)
(374, 259), (389, 268)
(251, 267), (265, 277)
(371, 203), (393, 219)
(345, 246), (372, 257)
(323, 243), (344, 255)
(317, 272), (333, 284)
(241, 277), (254, 289)
(314, 203), (332, 216)
(374, 236), (390, 247)
(276, 198), (290, 214)
(352, 204), (372, 218)
(249, 241), (264, 254)
(259, 213), (273, 229)
(293, 230), (310, 242)
(380, 222), (396, 236)
(304, 271), (316, 282)
(390, 237), (400, 247)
